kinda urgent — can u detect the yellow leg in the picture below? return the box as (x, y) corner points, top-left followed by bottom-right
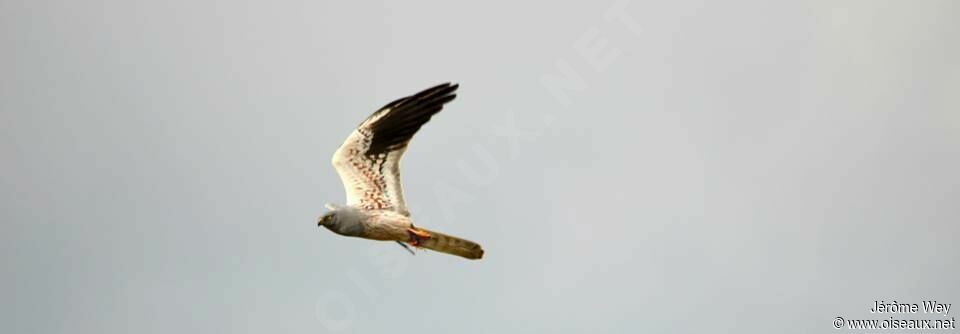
(406, 228), (431, 246)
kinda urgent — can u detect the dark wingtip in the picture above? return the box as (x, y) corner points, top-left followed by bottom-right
(364, 82), (462, 156)
(418, 82), (459, 100)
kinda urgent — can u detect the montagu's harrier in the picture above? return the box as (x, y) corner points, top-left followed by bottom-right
(317, 83), (484, 260)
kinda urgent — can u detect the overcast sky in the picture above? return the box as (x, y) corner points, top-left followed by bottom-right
(2, 0), (958, 333)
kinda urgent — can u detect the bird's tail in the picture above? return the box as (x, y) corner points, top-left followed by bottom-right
(416, 227), (484, 260)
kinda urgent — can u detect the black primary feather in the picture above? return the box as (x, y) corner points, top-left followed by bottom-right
(363, 83), (459, 157)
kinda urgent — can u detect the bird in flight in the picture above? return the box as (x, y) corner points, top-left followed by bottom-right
(317, 83), (484, 260)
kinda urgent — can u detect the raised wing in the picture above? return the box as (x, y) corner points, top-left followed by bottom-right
(331, 83), (458, 216)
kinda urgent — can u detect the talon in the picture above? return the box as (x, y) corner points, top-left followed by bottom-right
(409, 228), (431, 238)
(406, 228), (431, 247)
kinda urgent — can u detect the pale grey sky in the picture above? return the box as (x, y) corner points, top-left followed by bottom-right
(2, 0), (958, 333)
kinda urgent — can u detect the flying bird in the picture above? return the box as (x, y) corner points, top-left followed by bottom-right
(317, 83), (484, 260)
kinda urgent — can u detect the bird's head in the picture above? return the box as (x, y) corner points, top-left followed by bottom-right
(317, 212), (334, 227)
(317, 203), (341, 227)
